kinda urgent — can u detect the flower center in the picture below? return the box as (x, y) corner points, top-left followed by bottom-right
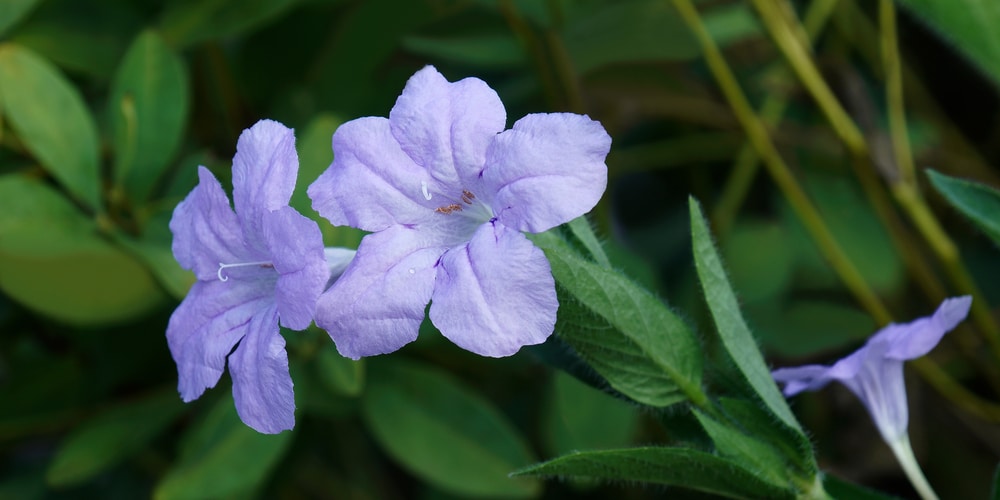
(217, 261), (274, 281)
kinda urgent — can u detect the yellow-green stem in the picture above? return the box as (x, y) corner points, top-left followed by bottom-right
(750, 0), (868, 157)
(668, 0), (891, 325)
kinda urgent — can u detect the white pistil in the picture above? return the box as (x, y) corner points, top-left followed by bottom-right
(217, 261), (273, 281)
(421, 181), (432, 201)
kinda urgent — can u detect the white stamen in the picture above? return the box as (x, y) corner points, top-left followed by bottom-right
(408, 268), (415, 274)
(217, 260), (273, 281)
(421, 181), (432, 201)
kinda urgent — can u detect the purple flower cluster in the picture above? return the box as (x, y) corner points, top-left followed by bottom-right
(166, 67), (611, 432)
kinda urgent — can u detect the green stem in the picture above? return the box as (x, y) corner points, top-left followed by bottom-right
(668, 0), (891, 325)
(712, 0), (838, 236)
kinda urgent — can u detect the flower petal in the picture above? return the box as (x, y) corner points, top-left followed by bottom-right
(838, 358), (909, 442)
(429, 222), (556, 357)
(308, 117), (437, 231)
(231, 120), (298, 244)
(313, 225), (442, 359)
(170, 166), (254, 281)
(166, 279), (272, 402)
(389, 65), (506, 188)
(771, 364), (836, 396)
(264, 206), (330, 330)
(483, 113), (611, 233)
(228, 305), (295, 434)
(884, 296), (972, 360)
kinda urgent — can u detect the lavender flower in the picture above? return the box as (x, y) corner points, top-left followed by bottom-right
(167, 120), (339, 434)
(772, 296), (972, 500)
(307, 66), (611, 359)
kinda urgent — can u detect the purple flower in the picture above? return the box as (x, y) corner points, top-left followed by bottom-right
(772, 296), (972, 443)
(167, 119), (333, 434)
(307, 66), (611, 359)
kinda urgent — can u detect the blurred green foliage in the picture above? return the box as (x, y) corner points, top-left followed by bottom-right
(2, 0), (1000, 498)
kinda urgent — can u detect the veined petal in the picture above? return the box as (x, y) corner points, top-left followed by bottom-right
(429, 222), (556, 357)
(166, 279), (272, 402)
(884, 296), (972, 360)
(839, 358), (909, 442)
(389, 65), (506, 188)
(265, 206), (330, 330)
(308, 117), (437, 231)
(313, 225), (443, 359)
(170, 166), (255, 281)
(232, 120), (299, 245)
(228, 305), (295, 434)
(484, 113), (611, 233)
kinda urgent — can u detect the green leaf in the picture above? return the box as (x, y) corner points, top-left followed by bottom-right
(46, 390), (186, 487)
(0, 175), (163, 324)
(314, 345), (364, 397)
(0, 0), (40, 36)
(294, 114), (365, 249)
(566, 216), (611, 268)
(544, 371), (638, 456)
(154, 395), (293, 500)
(362, 360), (540, 498)
(160, 0), (299, 49)
(109, 29), (189, 204)
(0, 44), (100, 209)
(717, 398), (816, 479)
(688, 197), (802, 433)
(512, 447), (795, 499)
(693, 410), (791, 489)
(112, 209), (194, 301)
(927, 169), (1000, 248)
(722, 218), (794, 302)
(991, 461), (1000, 500)
(750, 300), (875, 357)
(562, 1), (760, 73)
(401, 34), (526, 69)
(897, 0), (1000, 86)
(534, 231), (703, 408)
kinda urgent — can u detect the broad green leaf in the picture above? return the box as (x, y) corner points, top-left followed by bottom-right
(534, 231), (702, 408)
(160, 0), (298, 48)
(750, 300), (874, 357)
(897, 0), (1000, 86)
(109, 30), (189, 204)
(0, 0), (39, 36)
(112, 208), (194, 301)
(294, 114), (365, 249)
(0, 44), (100, 209)
(787, 171), (903, 293)
(315, 345), (364, 397)
(563, 1), (760, 73)
(544, 371), (638, 456)
(0, 175), (163, 324)
(362, 360), (540, 498)
(693, 410), (790, 488)
(401, 34), (526, 69)
(689, 197), (802, 433)
(6, 0), (137, 81)
(154, 395), (293, 500)
(723, 218), (794, 302)
(927, 169), (1000, 248)
(46, 390), (186, 487)
(512, 447), (795, 499)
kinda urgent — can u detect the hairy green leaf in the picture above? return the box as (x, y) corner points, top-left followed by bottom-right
(535, 231), (702, 408)
(689, 197), (802, 433)
(513, 447), (794, 499)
